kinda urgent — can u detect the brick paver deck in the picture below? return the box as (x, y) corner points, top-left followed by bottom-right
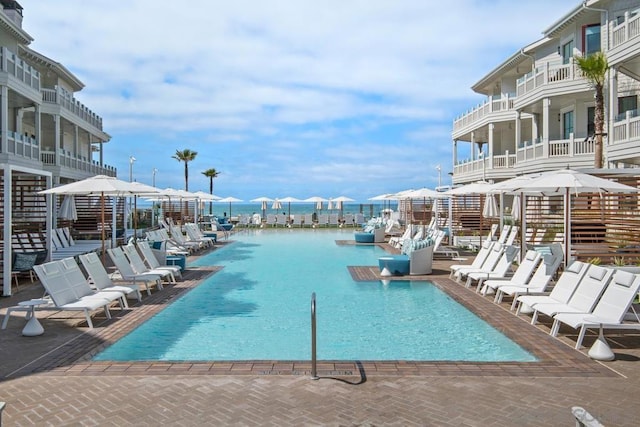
(1, 233), (639, 425)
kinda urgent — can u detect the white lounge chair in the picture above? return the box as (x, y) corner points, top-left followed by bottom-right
(515, 260), (591, 321)
(58, 257), (127, 310)
(452, 242), (505, 283)
(432, 229), (460, 258)
(32, 260), (113, 329)
(478, 249), (542, 295)
(184, 223), (215, 247)
(317, 214), (329, 227)
(328, 214), (340, 227)
(492, 251), (564, 310)
(107, 247), (164, 296)
(530, 264), (614, 325)
(266, 214), (277, 227)
(136, 240), (183, 278)
(551, 269), (640, 349)
(463, 245), (519, 288)
(449, 239), (494, 279)
(79, 251), (142, 302)
(122, 244), (177, 284)
(291, 215), (303, 227)
(303, 213), (314, 227)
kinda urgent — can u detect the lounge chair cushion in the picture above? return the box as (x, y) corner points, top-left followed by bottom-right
(12, 252), (38, 272)
(355, 232), (375, 243)
(378, 256), (410, 275)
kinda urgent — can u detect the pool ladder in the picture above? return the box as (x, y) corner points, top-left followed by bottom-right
(311, 292), (319, 380)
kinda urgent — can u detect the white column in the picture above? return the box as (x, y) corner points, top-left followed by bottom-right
(2, 167), (11, 296)
(34, 104), (41, 145)
(488, 123), (494, 170)
(452, 139), (458, 167)
(542, 98), (550, 158)
(515, 111), (522, 159)
(0, 86), (8, 154)
(608, 66), (617, 165)
(471, 132), (476, 160)
(53, 115), (61, 166)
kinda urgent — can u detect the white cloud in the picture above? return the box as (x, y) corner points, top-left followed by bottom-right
(19, 0), (577, 199)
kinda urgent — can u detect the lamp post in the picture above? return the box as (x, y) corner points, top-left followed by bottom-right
(152, 168), (158, 227)
(128, 156), (136, 232)
(436, 164), (442, 188)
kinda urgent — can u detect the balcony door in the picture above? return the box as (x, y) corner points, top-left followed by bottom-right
(563, 111), (574, 139)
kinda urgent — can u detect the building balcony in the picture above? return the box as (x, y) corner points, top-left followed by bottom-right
(453, 135), (595, 183)
(609, 11), (640, 64)
(0, 46), (40, 92)
(452, 94), (516, 135)
(41, 87), (103, 131)
(1, 130), (39, 160)
(608, 110), (640, 164)
(41, 149), (116, 177)
(515, 59), (585, 104)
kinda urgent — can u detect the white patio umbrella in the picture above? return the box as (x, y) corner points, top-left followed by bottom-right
(304, 196), (328, 211)
(271, 199), (282, 210)
(39, 175), (161, 256)
(217, 196), (243, 218)
(251, 197), (274, 219)
(58, 195), (78, 221)
(279, 196), (302, 220)
(482, 193), (499, 219)
(511, 194), (521, 222)
(331, 196), (355, 217)
(508, 169), (639, 266)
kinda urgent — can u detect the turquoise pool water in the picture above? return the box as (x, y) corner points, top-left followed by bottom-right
(94, 230), (536, 362)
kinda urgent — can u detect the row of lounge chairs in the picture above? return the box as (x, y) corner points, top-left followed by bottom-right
(263, 213), (366, 227)
(2, 240), (187, 330)
(450, 242), (640, 351)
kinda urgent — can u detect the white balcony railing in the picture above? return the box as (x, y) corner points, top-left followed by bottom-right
(2, 130), (40, 160)
(453, 153), (516, 176)
(0, 46), (40, 91)
(516, 59), (583, 98)
(611, 11), (640, 49)
(453, 94), (516, 132)
(41, 87), (104, 130)
(612, 110), (640, 143)
(41, 149), (117, 176)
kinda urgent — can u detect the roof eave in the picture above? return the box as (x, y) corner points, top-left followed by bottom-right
(471, 37), (550, 93)
(19, 45), (85, 91)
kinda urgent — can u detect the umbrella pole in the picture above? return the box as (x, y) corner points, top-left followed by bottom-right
(100, 193), (106, 263)
(133, 195), (138, 242)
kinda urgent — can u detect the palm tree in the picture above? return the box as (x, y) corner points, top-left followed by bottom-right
(172, 149), (198, 191)
(202, 168), (220, 215)
(575, 51), (609, 168)
(172, 149), (198, 220)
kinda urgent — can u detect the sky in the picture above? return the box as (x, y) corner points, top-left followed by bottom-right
(19, 0), (578, 202)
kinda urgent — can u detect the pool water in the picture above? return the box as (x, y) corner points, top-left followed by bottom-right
(94, 230), (536, 362)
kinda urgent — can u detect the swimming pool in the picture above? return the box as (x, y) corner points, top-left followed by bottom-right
(94, 230), (536, 362)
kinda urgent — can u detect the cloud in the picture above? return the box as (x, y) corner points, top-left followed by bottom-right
(19, 0), (577, 199)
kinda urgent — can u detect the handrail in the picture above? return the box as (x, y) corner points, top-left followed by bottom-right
(310, 292), (318, 380)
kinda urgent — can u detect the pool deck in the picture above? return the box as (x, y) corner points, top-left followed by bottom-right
(1, 235), (640, 425)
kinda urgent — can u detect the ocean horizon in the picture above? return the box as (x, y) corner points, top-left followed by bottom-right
(139, 202), (394, 220)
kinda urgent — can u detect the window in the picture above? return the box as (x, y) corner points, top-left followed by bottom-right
(587, 107), (595, 137)
(583, 24), (601, 56)
(562, 40), (574, 64)
(563, 111), (574, 139)
(618, 96), (638, 115)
